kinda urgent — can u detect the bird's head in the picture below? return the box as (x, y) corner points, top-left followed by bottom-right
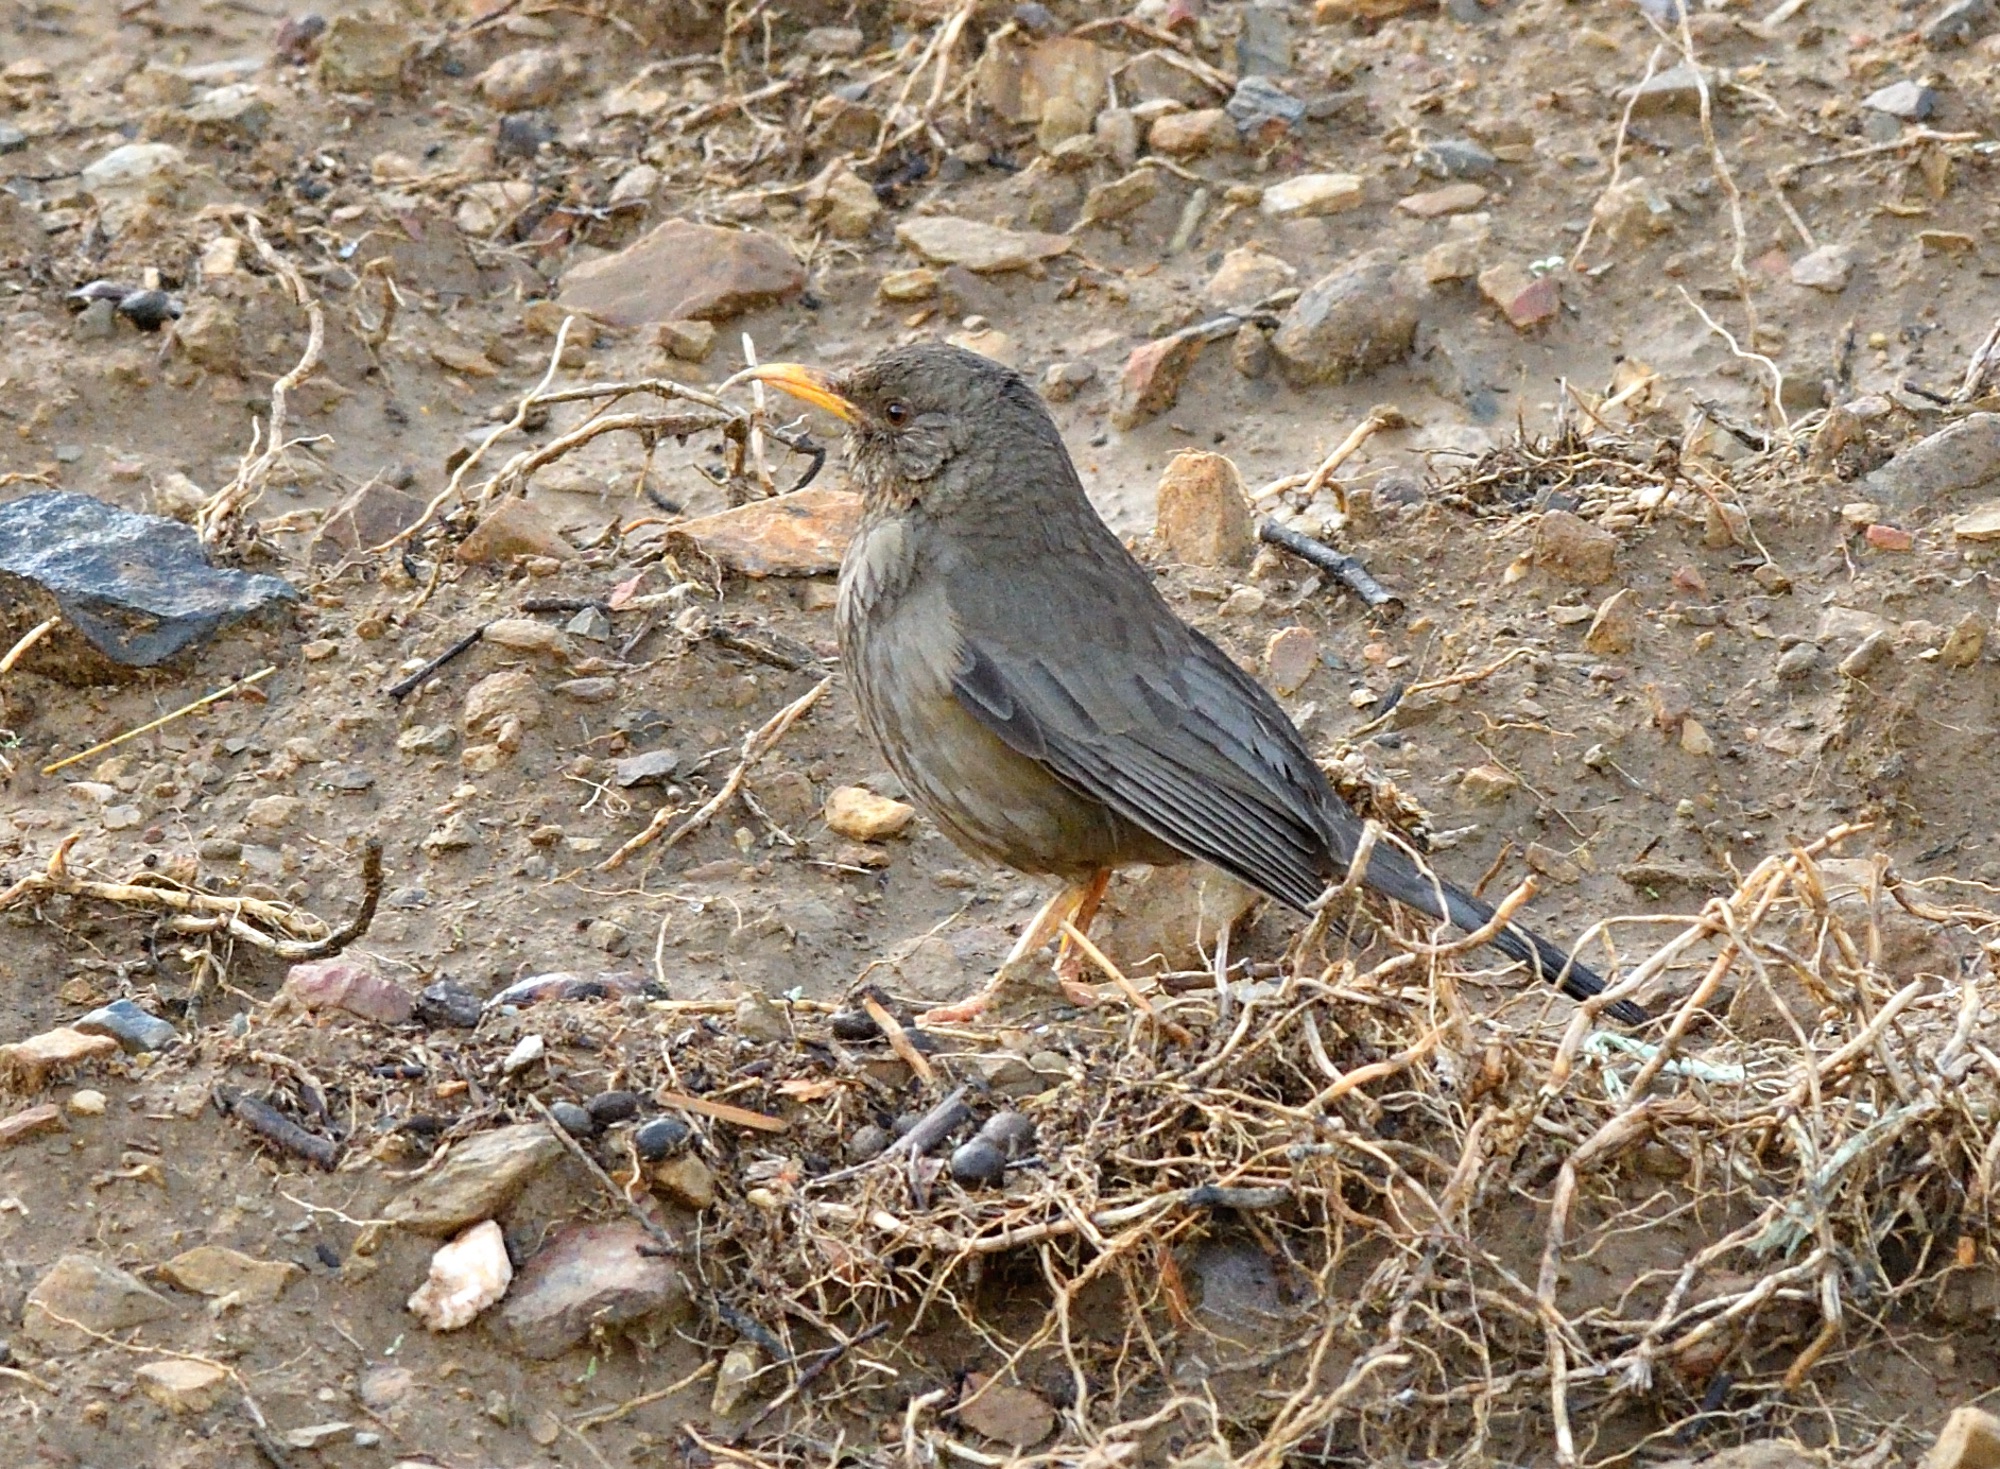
(727, 343), (1073, 516)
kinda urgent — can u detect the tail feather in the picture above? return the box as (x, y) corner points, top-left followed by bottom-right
(1348, 842), (1647, 1025)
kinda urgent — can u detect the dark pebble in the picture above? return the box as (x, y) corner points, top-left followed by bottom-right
(889, 1112), (923, 1138)
(116, 290), (183, 332)
(415, 980), (483, 1029)
(313, 1242), (342, 1270)
(497, 112), (555, 158)
(634, 1116), (691, 1161)
(548, 1101), (596, 1137)
(949, 1138), (1007, 1187)
(585, 1090), (642, 1125)
(848, 1123), (892, 1161)
(829, 1009), (880, 1041)
(977, 1111), (1036, 1157)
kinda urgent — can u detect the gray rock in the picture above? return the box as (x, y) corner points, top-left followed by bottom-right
(74, 999), (180, 1053)
(495, 1221), (690, 1359)
(1416, 137), (1497, 179)
(1774, 643), (1822, 682)
(1227, 75), (1305, 136)
(1271, 253), (1420, 386)
(1862, 80), (1937, 120)
(0, 492), (296, 675)
(1865, 413), (2000, 511)
(1924, 0), (1993, 47)
(383, 1124), (565, 1235)
(558, 218), (804, 328)
(1790, 244), (1855, 293)
(1236, 5), (1293, 79)
(0, 124), (26, 153)
(1625, 63), (1711, 115)
(615, 749), (683, 787)
(23, 1255), (175, 1350)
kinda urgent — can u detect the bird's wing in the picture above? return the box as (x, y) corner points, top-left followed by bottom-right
(948, 597), (1348, 911)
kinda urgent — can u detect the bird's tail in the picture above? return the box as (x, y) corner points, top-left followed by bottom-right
(1346, 841), (1647, 1025)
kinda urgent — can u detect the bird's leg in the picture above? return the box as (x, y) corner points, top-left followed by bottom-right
(1052, 867), (1114, 1005)
(917, 872), (1106, 1026)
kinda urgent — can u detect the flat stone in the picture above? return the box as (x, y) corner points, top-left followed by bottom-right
(1459, 764), (1521, 803)
(894, 217), (1071, 273)
(0, 1104), (64, 1147)
(463, 668), (543, 738)
(456, 498), (571, 564)
(1260, 172), (1365, 219)
(23, 1254), (175, 1351)
(1479, 262), (1561, 329)
(495, 1220), (690, 1360)
(160, 1245), (301, 1304)
(1534, 510), (1617, 585)
(809, 163), (881, 240)
(1923, 1405), (2000, 1469)
(1415, 138), (1497, 179)
(1396, 183), (1487, 218)
(1155, 451), (1255, 567)
(1094, 863), (1260, 973)
(1953, 501), (2000, 540)
(955, 1374), (1055, 1449)
(1582, 588), (1640, 654)
(658, 319), (716, 361)
(282, 959), (415, 1024)
(1863, 80), (1937, 120)
(384, 1123), (566, 1236)
(1941, 613), (1988, 668)
(1866, 414), (2000, 512)
(1111, 331), (1206, 430)
(1273, 252), (1419, 385)
(558, 218), (804, 328)
(0, 492), (296, 677)
(74, 998), (180, 1053)
(1078, 167), (1159, 228)
(185, 82), (273, 137)
(1262, 625), (1318, 694)
(650, 1153), (716, 1211)
(0, 1027), (120, 1088)
(667, 487), (861, 577)
(979, 36), (1117, 125)
(477, 47), (571, 108)
(316, 11), (409, 91)
(409, 1220), (513, 1331)
(138, 1359), (231, 1414)
(1148, 108), (1237, 156)
(1227, 74), (1306, 138)
(1204, 246), (1296, 309)
(1790, 244), (1854, 292)
(824, 786), (915, 841)
(1625, 63), (1711, 116)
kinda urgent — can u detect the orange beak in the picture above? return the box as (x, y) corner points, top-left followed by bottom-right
(722, 362), (859, 423)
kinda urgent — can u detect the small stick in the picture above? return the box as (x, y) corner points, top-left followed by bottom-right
(216, 1088), (340, 1170)
(527, 1094), (679, 1254)
(804, 1085), (969, 1193)
(386, 625), (488, 701)
(0, 616), (58, 675)
(655, 1088), (788, 1133)
(860, 991), (935, 1086)
(601, 675), (831, 870)
(1253, 408), (1401, 508)
(43, 666), (276, 775)
(281, 839), (383, 961)
(1257, 519), (1405, 618)
(1058, 919), (1192, 1045)
(737, 1321), (891, 1436)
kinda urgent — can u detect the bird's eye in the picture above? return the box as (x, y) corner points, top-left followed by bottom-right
(884, 400), (911, 426)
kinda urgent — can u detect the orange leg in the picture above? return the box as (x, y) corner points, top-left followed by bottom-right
(1053, 867), (1114, 1005)
(917, 868), (1112, 1026)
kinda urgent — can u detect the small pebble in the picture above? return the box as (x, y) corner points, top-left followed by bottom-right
(848, 1123), (892, 1161)
(977, 1111), (1036, 1157)
(68, 1090), (107, 1117)
(415, 980), (483, 1029)
(634, 1116), (691, 1161)
(548, 1101), (596, 1137)
(500, 1034), (545, 1075)
(829, 1009), (881, 1041)
(949, 1138), (1007, 1187)
(585, 1090), (642, 1125)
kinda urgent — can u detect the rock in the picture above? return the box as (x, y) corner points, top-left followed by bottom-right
(384, 1123), (566, 1235)
(416, 980), (483, 1029)
(1940, 612), (1987, 668)
(1416, 138), (1497, 178)
(1839, 630), (1892, 678)
(1155, 451), (1255, 567)
(314, 481), (427, 563)
(317, 11), (409, 91)
(282, 1425), (354, 1451)
(1774, 643), (1821, 681)
(1111, 331), (1206, 429)
(808, 162), (882, 240)
(501, 1034), (544, 1075)
(608, 163), (660, 207)
(658, 319), (717, 361)
(477, 47), (570, 108)
(879, 268), (938, 301)
(1956, 502), (2000, 540)
(1095, 106), (1140, 167)
(1260, 172), (1364, 219)
(1589, 177), (1672, 242)
(282, 959), (415, 1024)
(979, 35), (1117, 127)
(495, 1220), (689, 1360)
(0, 1104), (64, 1147)
(1534, 510), (1617, 585)
(1925, 0), (1994, 47)
(1422, 221), (1489, 284)
(1478, 263), (1561, 329)
(0, 1028), (120, 1088)
(1397, 183), (1486, 218)
(160, 1246), (300, 1304)
(954, 1374), (1055, 1449)
(1866, 414), (2000, 511)
(1040, 360), (1097, 402)
(947, 325), (1018, 367)
(1148, 108), (1237, 156)
(79, 142), (186, 221)
(185, 82), (273, 137)
(1524, 843), (1582, 886)
(483, 618), (569, 659)
(1864, 80), (1937, 121)
(245, 795), (302, 829)
(1078, 167), (1159, 228)
(139, 1358), (230, 1414)
(1236, 6), (1293, 76)
(1625, 63), (1710, 116)
(667, 487), (861, 577)
(463, 668), (544, 740)
(0, 492), (296, 677)
(455, 498), (572, 565)
(409, 1220), (513, 1331)
(651, 1153), (716, 1211)
(894, 217), (1071, 273)
(1204, 246), (1296, 308)
(1272, 253), (1419, 385)
(713, 1343), (763, 1416)
(1790, 245), (1854, 292)
(801, 24), (863, 54)
(558, 219), (804, 328)
(1923, 1406), (2000, 1469)
(23, 1254), (175, 1350)
(1264, 626), (1318, 694)
(1679, 717), (1715, 756)
(824, 786), (916, 841)
(1460, 765), (1520, 803)
(74, 998), (180, 1053)
(1582, 589), (1639, 654)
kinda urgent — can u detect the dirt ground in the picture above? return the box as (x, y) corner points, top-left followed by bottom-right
(3, 0), (2000, 1463)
